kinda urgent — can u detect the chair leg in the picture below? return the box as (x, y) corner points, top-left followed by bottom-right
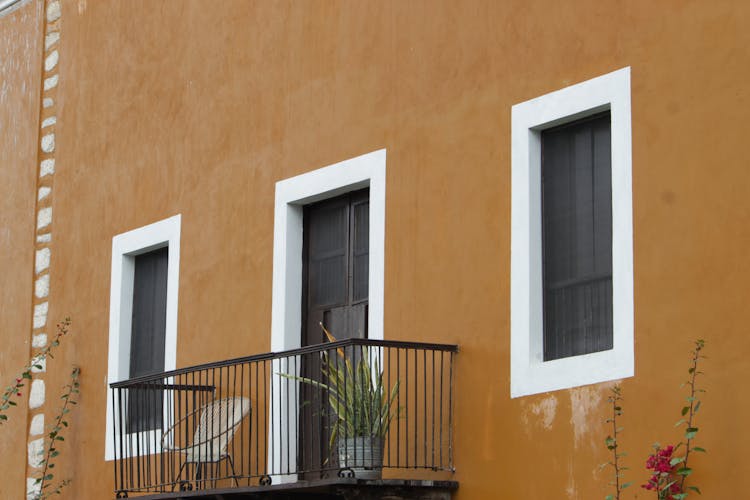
(171, 461), (188, 492)
(194, 461), (203, 490)
(227, 455), (239, 487)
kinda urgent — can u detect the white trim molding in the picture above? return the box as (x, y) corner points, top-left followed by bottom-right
(0, 0), (30, 17)
(269, 149), (386, 480)
(510, 68), (634, 398)
(104, 214), (181, 460)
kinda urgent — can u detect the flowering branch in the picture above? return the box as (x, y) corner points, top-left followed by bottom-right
(34, 366), (80, 499)
(640, 339), (707, 499)
(674, 339), (706, 497)
(643, 444), (682, 499)
(0, 318), (70, 424)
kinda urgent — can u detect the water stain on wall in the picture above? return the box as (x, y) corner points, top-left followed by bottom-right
(520, 394), (558, 435)
(569, 382), (616, 450)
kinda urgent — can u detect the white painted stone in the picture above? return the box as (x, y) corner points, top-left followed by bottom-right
(37, 207), (52, 230)
(47, 1), (61, 22)
(41, 117), (56, 128)
(43, 98), (54, 108)
(37, 234), (52, 244)
(41, 133), (55, 153)
(45, 31), (60, 50)
(40, 159), (55, 176)
(35, 275), (50, 299)
(43, 74), (58, 91)
(28, 438), (44, 468)
(26, 477), (41, 500)
(33, 301), (48, 330)
(44, 51), (58, 72)
(38, 186), (51, 200)
(30, 356), (46, 374)
(29, 414), (44, 436)
(35, 249), (51, 274)
(35, 249), (50, 275)
(29, 380), (45, 409)
(32, 334), (47, 348)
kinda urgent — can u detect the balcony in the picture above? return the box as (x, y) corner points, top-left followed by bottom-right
(110, 339), (458, 499)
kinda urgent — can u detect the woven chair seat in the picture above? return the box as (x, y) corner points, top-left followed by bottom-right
(163, 396), (251, 464)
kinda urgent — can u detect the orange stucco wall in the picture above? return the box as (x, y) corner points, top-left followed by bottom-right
(0, 1), (42, 498)
(2, 0), (750, 498)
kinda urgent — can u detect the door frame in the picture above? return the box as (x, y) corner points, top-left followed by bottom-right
(269, 149), (386, 482)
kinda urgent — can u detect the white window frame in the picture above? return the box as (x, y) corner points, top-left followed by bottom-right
(0, 0), (29, 17)
(269, 149), (386, 481)
(510, 68), (633, 398)
(104, 215), (181, 460)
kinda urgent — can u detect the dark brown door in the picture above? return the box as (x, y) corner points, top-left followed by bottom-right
(299, 188), (369, 475)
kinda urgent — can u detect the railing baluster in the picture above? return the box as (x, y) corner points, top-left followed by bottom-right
(439, 350), (444, 469)
(423, 348), (427, 468)
(431, 349), (435, 469)
(448, 351), (455, 471)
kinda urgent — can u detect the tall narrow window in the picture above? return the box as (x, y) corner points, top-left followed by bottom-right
(127, 247), (169, 433)
(105, 214), (180, 460)
(510, 68), (632, 398)
(542, 112), (612, 360)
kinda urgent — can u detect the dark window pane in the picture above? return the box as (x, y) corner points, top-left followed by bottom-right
(309, 202), (348, 256)
(310, 255), (347, 306)
(352, 200), (369, 302)
(127, 246), (168, 433)
(542, 113), (613, 361)
(307, 200), (348, 307)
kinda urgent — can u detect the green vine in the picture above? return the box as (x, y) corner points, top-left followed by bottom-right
(1, 318), (80, 499)
(34, 366), (79, 499)
(602, 385), (631, 500)
(0, 318), (70, 424)
(602, 340), (707, 499)
(673, 338), (706, 498)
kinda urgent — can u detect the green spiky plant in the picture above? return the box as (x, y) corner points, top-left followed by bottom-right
(281, 324), (400, 450)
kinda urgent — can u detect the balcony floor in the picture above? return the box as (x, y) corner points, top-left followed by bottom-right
(129, 478), (458, 500)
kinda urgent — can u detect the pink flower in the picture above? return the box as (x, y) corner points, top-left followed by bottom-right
(641, 445), (683, 499)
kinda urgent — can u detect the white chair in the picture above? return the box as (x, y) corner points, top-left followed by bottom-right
(162, 396), (251, 489)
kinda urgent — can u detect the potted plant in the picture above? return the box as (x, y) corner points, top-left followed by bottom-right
(283, 325), (400, 479)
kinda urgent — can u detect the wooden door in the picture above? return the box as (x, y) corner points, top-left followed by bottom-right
(299, 188), (369, 475)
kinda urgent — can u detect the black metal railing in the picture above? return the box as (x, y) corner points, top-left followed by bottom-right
(111, 339), (457, 497)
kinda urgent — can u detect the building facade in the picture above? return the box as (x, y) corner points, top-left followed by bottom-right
(1, 1), (749, 499)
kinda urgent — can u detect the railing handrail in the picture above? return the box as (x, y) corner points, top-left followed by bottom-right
(111, 338), (459, 388)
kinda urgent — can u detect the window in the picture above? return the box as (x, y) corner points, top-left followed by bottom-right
(0, 0), (28, 17)
(127, 247), (169, 433)
(104, 215), (181, 460)
(510, 68), (633, 398)
(542, 112), (612, 361)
